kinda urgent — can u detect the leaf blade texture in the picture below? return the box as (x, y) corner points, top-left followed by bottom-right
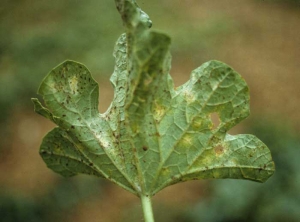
(32, 0), (274, 197)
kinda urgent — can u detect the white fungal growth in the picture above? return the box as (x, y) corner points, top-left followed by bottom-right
(69, 76), (78, 94)
(184, 89), (196, 104)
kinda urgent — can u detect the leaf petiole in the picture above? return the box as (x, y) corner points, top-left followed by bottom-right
(141, 194), (154, 222)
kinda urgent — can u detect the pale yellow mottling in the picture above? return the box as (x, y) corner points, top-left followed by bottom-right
(153, 100), (165, 121)
(192, 118), (202, 129)
(180, 133), (193, 146)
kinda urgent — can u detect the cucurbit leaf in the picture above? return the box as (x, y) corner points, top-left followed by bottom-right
(32, 0), (274, 197)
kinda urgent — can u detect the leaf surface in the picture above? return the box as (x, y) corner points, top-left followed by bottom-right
(32, 0), (274, 196)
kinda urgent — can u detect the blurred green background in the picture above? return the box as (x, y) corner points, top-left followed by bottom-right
(1, 0), (299, 221)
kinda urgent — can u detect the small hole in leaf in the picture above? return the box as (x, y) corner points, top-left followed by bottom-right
(214, 145), (224, 155)
(97, 77), (114, 114)
(210, 112), (220, 130)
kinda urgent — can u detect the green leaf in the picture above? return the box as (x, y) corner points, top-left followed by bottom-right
(32, 0), (274, 197)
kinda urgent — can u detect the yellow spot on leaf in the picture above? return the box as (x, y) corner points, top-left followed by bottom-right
(180, 133), (193, 146)
(192, 117), (202, 130)
(153, 100), (165, 121)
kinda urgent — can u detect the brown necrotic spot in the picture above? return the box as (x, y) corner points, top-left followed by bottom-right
(214, 145), (224, 155)
(142, 146), (148, 151)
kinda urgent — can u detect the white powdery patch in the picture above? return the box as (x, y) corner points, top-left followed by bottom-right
(95, 131), (120, 158)
(183, 89), (196, 104)
(69, 76), (78, 94)
(99, 136), (110, 148)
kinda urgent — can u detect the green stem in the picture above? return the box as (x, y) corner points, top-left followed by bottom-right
(141, 194), (155, 222)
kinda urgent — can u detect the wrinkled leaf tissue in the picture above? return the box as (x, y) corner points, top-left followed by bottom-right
(32, 0), (274, 198)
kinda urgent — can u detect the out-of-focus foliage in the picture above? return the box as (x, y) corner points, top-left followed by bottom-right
(180, 120), (300, 222)
(260, 0), (300, 6)
(0, 177), (102, 222)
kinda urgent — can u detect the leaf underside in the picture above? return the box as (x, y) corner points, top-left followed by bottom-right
(32, 0), (274, 196)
